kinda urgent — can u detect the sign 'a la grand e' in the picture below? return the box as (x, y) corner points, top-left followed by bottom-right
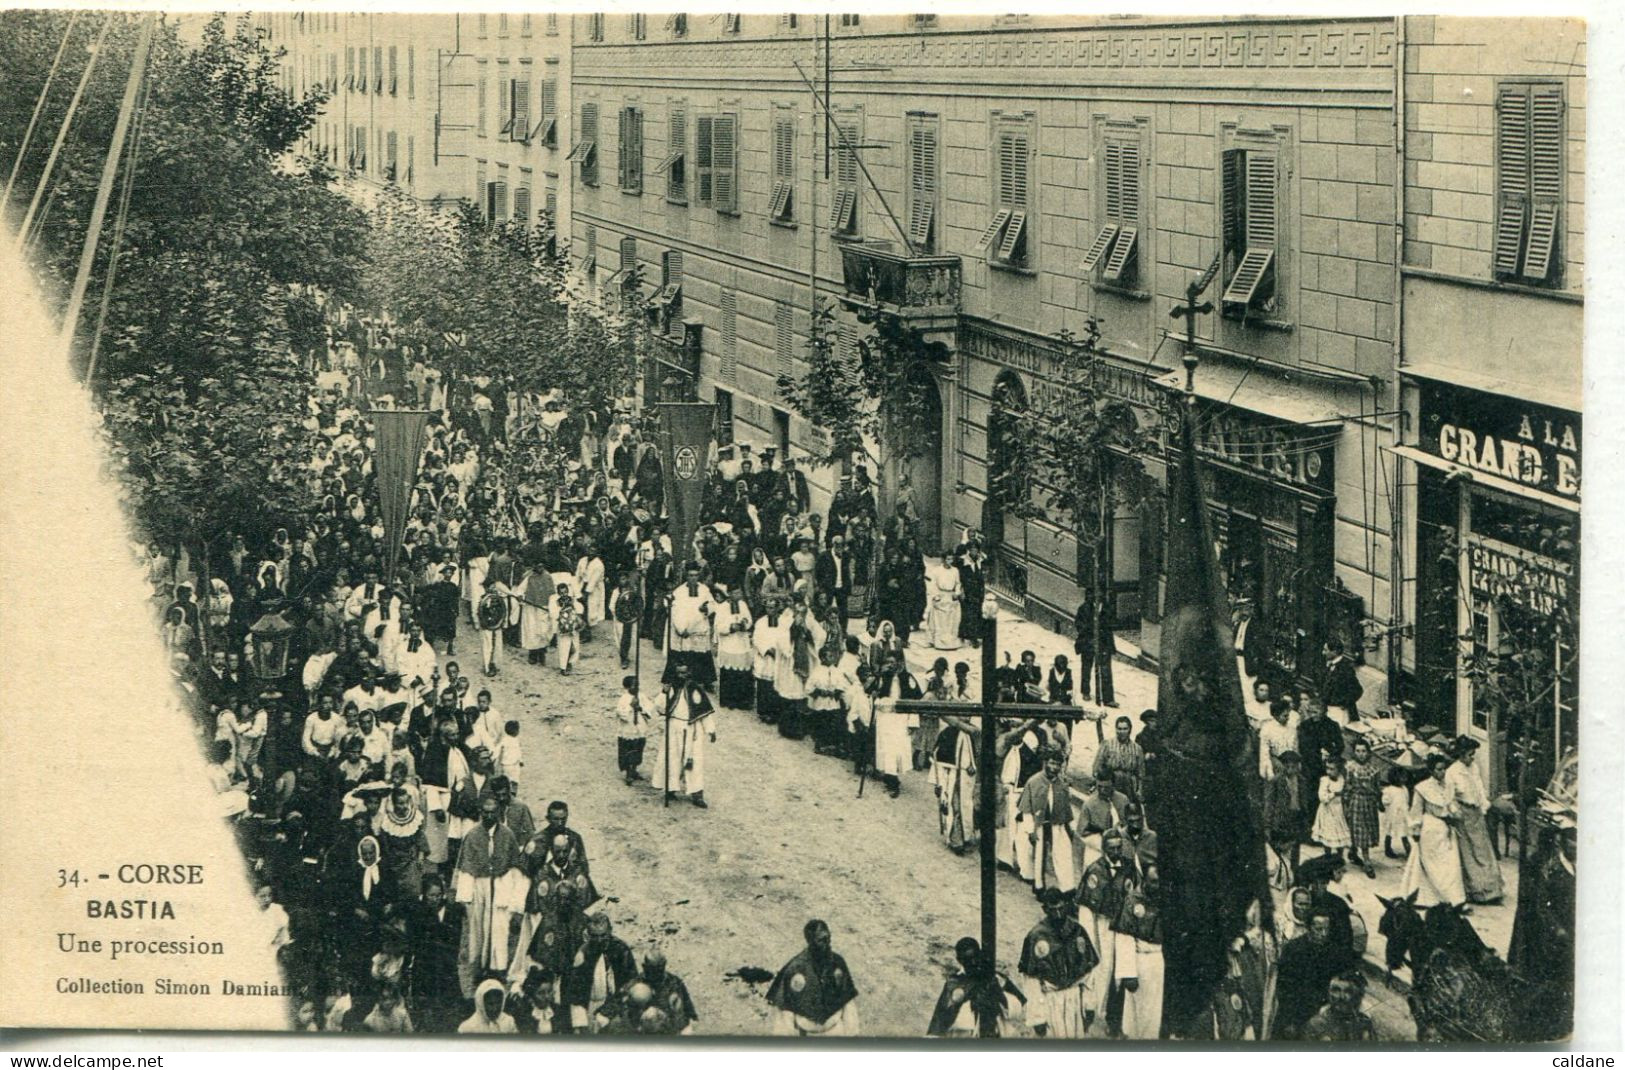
(1419, 381), (1581, 501)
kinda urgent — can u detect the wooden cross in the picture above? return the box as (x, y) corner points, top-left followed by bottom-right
(890, 600), (1105, 1036)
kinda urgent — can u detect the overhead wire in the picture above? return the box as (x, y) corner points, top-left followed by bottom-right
(85, 58), (152, 384)
(13, 14), (112, 254)
(2, 11), (80, 209)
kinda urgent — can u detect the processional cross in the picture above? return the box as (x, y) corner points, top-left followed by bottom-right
(891, 599), (1103, 1036)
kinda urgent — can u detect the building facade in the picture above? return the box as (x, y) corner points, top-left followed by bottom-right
(571, 14), (1402, 675)
(258, 12), (475, 208)
(1394, 16), (1583, 793)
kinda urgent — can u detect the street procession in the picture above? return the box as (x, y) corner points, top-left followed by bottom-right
(0, 8), (1588, 1046)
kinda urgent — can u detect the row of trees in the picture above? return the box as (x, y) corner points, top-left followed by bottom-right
(2, 12), (368, 570)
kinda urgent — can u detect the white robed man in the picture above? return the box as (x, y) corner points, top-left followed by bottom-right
(656, 662), (717, 807)
(574, 543), (606, 641)
(931, 715), (978, 853)
(548, 576), (583, 674)
(773, 603), (827, 741)
(517, 566), (556, 665)
(454, 795), (523, 998)
(712, 585), (755, 711)
(1076, 828), (1135, 1033)
(1018, 886), (1098, 1038)
(1112, 865), (1165, 1040)
(1017, 747), (1079, 894)
(868, 652), (921, 798)
(665, 562), (716, 688)
(751, 597), (786, 725)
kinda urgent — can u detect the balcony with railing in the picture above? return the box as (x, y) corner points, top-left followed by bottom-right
(837, 240), (961, 331)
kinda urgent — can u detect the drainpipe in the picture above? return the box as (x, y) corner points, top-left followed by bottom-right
(1388, 14), (1407, 701)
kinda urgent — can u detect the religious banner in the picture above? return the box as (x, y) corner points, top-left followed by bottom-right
(658, 401), (715, 567)
(372, 408), (431, 584)
(1153, 398), (1270, 1039)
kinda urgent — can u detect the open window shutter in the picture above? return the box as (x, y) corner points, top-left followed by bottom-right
(720, 290), (739, 384)
(772, 117), (794, 219)
(1222, 153), (1277, 305)
(389, 46), (397, 93)
(512, 80), (529, 141)
(514, 186), (530, 226)
(1103, 140), (1123, 221)
(695, 115), (714, 205)
(1494, 84), (1532, 276)
(407, 48), (414, 98)
(1523, 84), (1563, 280)
(973, 209), (1011, 254)
(996, 131), (1029, 261)
(775, 303), (794, 377)
(712, 115), (736, 212)
(630, 109), (643, 191)
(618, 108), (629, 188)
(581, 102), (599, 182)
(908, 122), (937, 247)
(665, 106), (687, 199)
(1221, 149), (1244, 259)
(1103, 140), (1140, 281)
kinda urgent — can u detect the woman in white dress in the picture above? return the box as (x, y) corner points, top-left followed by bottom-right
(925, 556), (963, 651)
(1400, 754), (1468, 909)
(1444, 736), (1505, 904)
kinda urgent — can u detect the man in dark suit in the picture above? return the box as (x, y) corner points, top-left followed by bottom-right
(814, 534), (853, 621)
(782, 455), (811, 517)
(1321, 639), (1364, 723)
(956, 546), (986, 647)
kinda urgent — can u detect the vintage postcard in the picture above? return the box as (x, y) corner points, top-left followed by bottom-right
(0, 6), (1605, 1047)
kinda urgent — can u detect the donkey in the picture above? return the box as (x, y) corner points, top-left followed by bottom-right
(1377, 892), (1518, 1042)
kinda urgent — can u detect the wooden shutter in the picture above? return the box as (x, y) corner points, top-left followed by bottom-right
(695, 115), (714, 205)
(346, 47), (354, 89)
(1103, 140), (1123, 221)
(580, 102), (599, 184)
(775, 302), (794, 378)
(712, 115), (737, 213)
(357, 48), (366, 93)
(374, 47), (383, 92)
(1494, 83), (1532, 276)
(1222, 152), (1277, 305)
(585, 226), (597, 272)
(832, 119), (860, 232)
(1221, 149), (1245, 259)
(541, 79), (557, 144)
(387, 131), (398, 178)
(511, 80), (529, 142)
(720, 290), (738, 385)
(407, 47), (414, 99)
(494, 180), (508, 222)
(618, 108), (629, 189)
(406, 135), (414, 184)
(388, 46), (397, 94)
(994, 130), (1029, 261)
(908, 120), (937, 248)
(477, 73), (488, 136)
(627, 108), (643, 192)
(772, 116), (794, 221)
(1523, 84), (1564, 280)
(620, 236), (637, 273)
(1102, 139), (1140, 281)
(514, 186), (530, 227)
(666, 105), (687, 201)
(973, 209), (1011, 254)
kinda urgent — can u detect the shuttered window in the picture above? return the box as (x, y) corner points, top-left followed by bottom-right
(510, 80), (531, 142)
(720, 290), (739, 385)
(576, 102), (600, 186)
(357, 48), (366, 94)
(829, 113), (861, 236)
(386, 131), (398, 180)
(373, 47), (383, 93)
(1084, 136), (1142, 283)
(657, 250), (684, 306)
(695, 115), (713, 206)
(976, 120), (1031, 267)
(345, 47), (354, 90)
(388, 46), (398, 94)
(628, 14), (647, 39)
(584, 225), (598, 276)
(907, 115), (939, 252)
(618, 106), (644, 193)
(661, 104), (687, 203)
(1495, 82), (1564, 283)
(539, 79), (558, 146)
(588, 13), (604, 41)
(1220, 148), (1278, 308)
(775, 302), (795, 378)
(770, 115), (795, 223)
(514, 186), (531, 228)
(477, 69), (488, 137)
(712, 114), (737, 214)
(486, 180), (508, 223)
(407, 48), (414, 99)
(406, 135), (414, 185)
(475, 161), (487, 210)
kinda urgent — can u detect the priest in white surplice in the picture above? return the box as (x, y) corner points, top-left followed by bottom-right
(664, 562), (716, 688)
(655, 662), (717, 808)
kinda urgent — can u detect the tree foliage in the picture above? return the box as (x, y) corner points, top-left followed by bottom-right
(2, 12), (366, 557)
(775, 304), (938, 472)
(1015, 319), (1157, 582)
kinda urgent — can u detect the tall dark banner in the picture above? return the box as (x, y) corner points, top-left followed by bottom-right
(372, 409), (431, 585)
(658, 401), (715, 567)
(1155, 401), (1271, 1038)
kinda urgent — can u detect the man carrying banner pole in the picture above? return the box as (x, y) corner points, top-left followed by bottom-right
(372, 409), (433, 588)
(1154, 279), (1273, 1038)
(655, 401), (717, 689)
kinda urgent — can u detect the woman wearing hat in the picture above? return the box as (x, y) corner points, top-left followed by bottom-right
(1445, 735), (1505, 904)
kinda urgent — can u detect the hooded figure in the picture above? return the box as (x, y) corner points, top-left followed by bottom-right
(458, 978), (518, 1034)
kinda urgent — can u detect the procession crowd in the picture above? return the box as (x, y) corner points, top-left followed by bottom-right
(134, 287), (1524, 1041)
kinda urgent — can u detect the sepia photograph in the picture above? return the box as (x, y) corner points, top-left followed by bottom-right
(0, 4), (1610, 1050)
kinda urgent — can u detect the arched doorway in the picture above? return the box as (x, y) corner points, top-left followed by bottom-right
(899, 363), (944, 554)
(986, 371), (1030, 595)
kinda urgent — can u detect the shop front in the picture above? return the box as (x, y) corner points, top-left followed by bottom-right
(1158, 386), (1344, 685)
(1401, 379), (1579, 797)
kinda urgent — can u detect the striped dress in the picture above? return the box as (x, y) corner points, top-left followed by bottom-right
(1342, 758), (1382, 850)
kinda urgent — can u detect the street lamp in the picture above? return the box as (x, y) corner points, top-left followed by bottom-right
(247, 609), (296, 680)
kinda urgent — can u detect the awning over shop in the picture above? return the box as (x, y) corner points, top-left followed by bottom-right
(1385, 443), (1580, 513)
(1152, 361), (1351, 427)
(1400, 361), (1581, 416)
